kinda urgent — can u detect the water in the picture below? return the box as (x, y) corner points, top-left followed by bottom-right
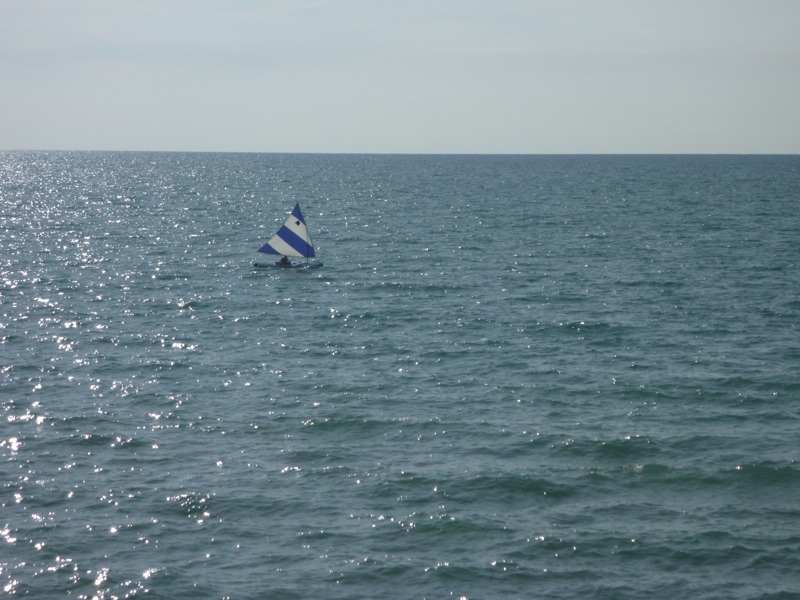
(2, 152), (799, 599)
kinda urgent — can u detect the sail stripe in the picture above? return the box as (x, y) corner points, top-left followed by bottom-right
(290, 203), (305, 223)
(259, 226), (315, 257)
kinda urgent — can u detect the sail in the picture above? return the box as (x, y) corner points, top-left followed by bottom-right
(258, 203), (316, 258)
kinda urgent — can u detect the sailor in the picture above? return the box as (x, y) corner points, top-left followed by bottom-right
(279, 255), (291, 265)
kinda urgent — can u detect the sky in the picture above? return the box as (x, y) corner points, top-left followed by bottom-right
(1, 0), (799, 154)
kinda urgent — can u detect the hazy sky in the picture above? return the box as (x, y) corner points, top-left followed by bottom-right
(2, 0), (799, 153)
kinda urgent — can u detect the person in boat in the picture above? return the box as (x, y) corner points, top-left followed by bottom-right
(279, 255), (291, 265)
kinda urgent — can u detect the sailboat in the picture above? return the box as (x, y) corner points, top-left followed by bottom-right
(253, 203), (323, 269)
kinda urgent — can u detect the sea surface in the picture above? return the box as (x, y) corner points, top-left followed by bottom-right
(1, 152), (799, 599)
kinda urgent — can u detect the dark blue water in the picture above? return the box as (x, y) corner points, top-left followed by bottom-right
(2, 152), (799, 598)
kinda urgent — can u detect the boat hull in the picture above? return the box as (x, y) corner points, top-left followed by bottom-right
(253, 262), (323, 269)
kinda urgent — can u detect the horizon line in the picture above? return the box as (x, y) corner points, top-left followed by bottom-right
(3, 148), (799, 157)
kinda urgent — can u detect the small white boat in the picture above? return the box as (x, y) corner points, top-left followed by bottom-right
(253, 203), (323, 269)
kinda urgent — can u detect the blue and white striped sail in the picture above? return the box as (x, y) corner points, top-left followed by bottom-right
(258, 203), (316, 258)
